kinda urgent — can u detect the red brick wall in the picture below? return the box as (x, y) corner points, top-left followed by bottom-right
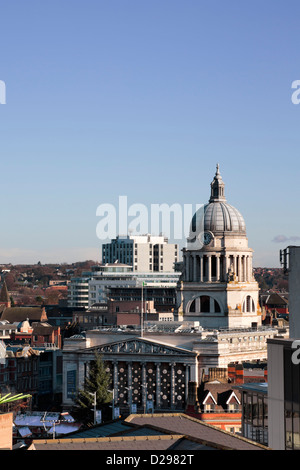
(116, 313), (141, 325)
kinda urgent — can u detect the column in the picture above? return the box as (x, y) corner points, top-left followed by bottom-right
(189, 359), (198, 384)
(184, 364), (189, 403)
(193, 254), (197, 282)
(233, 255), (237, 276)
(238, 255), (242, 282)
(246, 256), (249, 282)
(170, 362), (176, 410)
(216, 254), (220, 281)
(127, 362), (133, 411)
(113, 361), (118, 403)
(142, 362), (147, 413)
(207, 255), (212, 282)
(156, 363), (161, 409)
(224, 255), (229, 281)
(200, 255), (203, 282)
(185, 253), (190, 282)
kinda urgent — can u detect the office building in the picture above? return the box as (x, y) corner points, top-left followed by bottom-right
(102, 234), (178, 272)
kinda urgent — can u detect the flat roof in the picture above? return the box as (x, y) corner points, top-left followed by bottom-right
(233, 382), (268, 394)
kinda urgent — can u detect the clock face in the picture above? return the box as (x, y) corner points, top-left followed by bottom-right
(203, 231), (213, 245)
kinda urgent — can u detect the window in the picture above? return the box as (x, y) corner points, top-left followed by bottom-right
(201, 296), (210, 312)
(228, 403), (238, 413)
(204, 403), (214, 413)
(243, 295), (255, 313)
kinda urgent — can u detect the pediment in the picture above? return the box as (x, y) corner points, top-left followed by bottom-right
(88, 338), (196, 356)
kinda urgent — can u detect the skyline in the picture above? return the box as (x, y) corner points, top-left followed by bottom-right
(0, 1), (300, 266)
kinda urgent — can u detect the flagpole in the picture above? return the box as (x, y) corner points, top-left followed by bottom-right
(141, 282), (143, 337)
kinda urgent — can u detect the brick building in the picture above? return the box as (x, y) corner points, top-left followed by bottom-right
(185, 381), (242, 434)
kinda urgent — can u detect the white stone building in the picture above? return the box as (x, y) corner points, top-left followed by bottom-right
(62, 322), (279, 413)
(177, 165), (262, 329)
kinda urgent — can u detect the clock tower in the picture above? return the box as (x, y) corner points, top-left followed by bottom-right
(176, 165), (262, 329)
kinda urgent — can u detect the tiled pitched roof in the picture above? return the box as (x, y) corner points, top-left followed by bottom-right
(29, 413), (269, 451)
(29, 434), (215, 451)
(0, 307), (47, 323)
(125, 414), (267, 450)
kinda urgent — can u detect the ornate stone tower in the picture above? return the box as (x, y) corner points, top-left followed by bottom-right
(177, 165), (262, 329)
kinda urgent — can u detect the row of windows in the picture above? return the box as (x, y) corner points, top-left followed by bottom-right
(18, 361), (38, 373)
(18, 377), (38, 391)
(242, 391), (268, 446)
(188, 295), (257, 314)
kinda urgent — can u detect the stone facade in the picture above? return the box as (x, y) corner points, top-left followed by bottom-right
(62, 324), (280, 413)
(177, 165), (262, 329)
(62, 335), (197, 414)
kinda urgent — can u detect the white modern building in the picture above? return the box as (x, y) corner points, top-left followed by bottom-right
(89, 264), (181, 307)
(102, 234), (179, 272)
(67, 274), (91, 309)
(67, 264), (181, 309)
(177, 165), (262, 329)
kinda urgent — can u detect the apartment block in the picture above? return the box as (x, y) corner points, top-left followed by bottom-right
(102, 234), (178, 272)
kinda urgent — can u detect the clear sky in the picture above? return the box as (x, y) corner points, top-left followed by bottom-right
(0, 0), (300, 266)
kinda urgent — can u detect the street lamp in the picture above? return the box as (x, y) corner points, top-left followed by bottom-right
(108, 389), (115, 420)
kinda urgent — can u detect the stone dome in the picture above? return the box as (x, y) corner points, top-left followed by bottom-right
(191, 201), (246, 235)
(189, 164), (246, 238)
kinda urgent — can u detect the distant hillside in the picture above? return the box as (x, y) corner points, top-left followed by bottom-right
(0, 262), (288, 306)
(0, 260), (98, 306)
(253, 267), (288, 292)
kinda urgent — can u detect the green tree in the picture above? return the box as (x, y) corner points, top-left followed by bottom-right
(73, 352), (112, 423)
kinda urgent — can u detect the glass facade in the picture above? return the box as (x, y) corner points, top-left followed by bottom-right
(239, 385), (268, 446)
(284, 347), (300, 450)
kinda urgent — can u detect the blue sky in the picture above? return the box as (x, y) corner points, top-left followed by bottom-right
(0, 0), (300, 266)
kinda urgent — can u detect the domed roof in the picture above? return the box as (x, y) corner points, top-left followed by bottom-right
(192, 201), (246, 234)
(189, 165), (246, 237)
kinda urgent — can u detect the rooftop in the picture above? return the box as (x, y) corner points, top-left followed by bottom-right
(28, 412), (268, 451)
(233, 382), (268, 394)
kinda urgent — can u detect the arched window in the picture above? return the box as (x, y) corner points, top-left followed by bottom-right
(243, 295), (255, 313)
(188, 296), (222, 314)
(200, 296), (210, 312)
(214, 299), (221, 313)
